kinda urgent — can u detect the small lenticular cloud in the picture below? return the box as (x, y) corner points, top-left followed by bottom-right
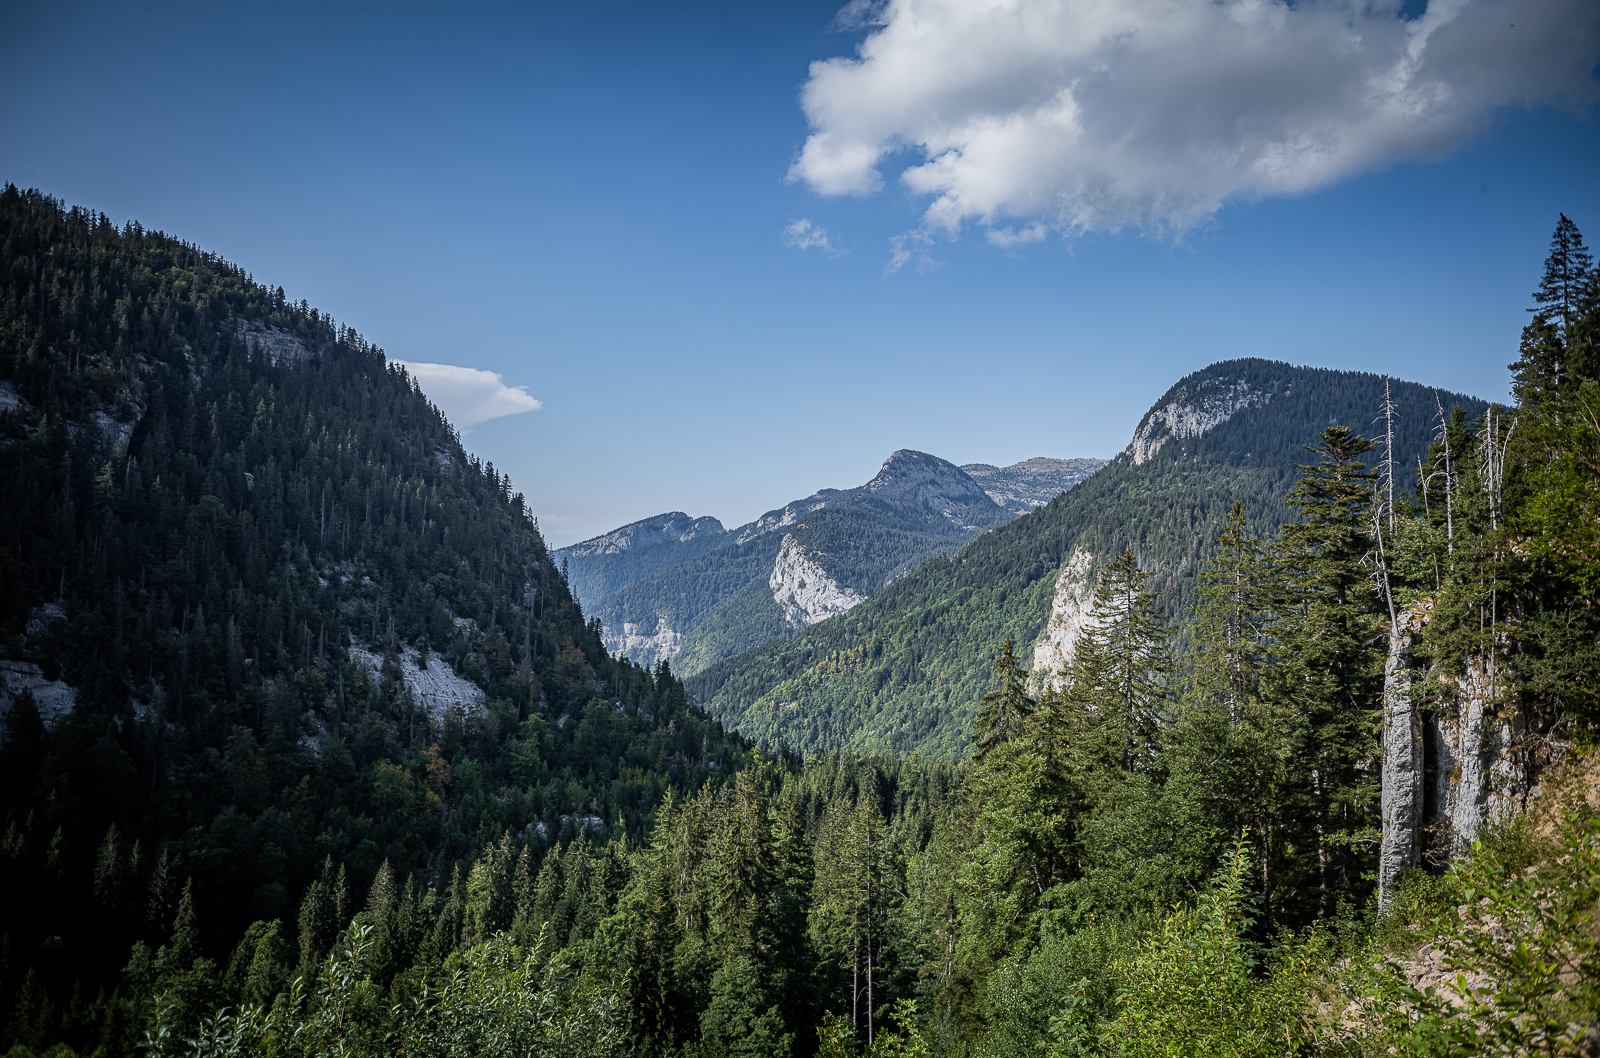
(782, 218), (845, 257)
(393, 361), (542, 431)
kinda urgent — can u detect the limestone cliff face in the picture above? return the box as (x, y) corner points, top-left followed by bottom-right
(1127, 377), (1279, 465)
(1030, 548), (1097, 685)
(348, 644), (487, 727)
(603, 620), (685, 663)
(237, 321), (319, 366)
(3, 374), (141, 457)
(863, 450), (1007, 528)
(562, 511), (727, 558)
(1379, 608), (1425, 909)
(1378, 600), (1559, 907)
(770, 534), (866, 628)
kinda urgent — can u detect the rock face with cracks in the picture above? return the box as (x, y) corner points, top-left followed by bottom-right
(1127, 376), (1278, 465)
(770, 534), (867, 628)
(348, 644), (487, 728)
(1378, 600), (1559, 909)
(961, 457), (1107, 514)
(1031, 548), (1097, 687)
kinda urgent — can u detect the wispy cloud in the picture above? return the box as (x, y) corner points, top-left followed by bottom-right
(791, 0), (1600, 242)
(393, 361), (542, 431)
(987, 224), (1049, 250)
(782, 218), (846, 257)
(887, 228), (938, 275)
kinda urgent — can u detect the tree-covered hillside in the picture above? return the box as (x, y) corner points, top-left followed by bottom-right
(557, 511), (734, 607)
(3, 189), (1596, 1058)
(688, 360), (1485, 759)
(564, 451), (1020, 677)
(0, 186), (754, 1056)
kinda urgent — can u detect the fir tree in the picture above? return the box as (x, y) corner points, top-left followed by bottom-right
(972, 636), (1035, 760)
(1065, 548), (1172, 773)
(1272, 425), (1382, 913)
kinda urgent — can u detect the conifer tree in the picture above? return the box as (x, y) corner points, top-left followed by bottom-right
(1272, 425), (1382, 913)
(1532, 213), (1594, 340)
(1065, 548), (1172, 773)
(1188, 504), (1276, 718)
(1170, 506), (1304, 928)
(972, 636), (1035, 760)
(465, 831), (516, 944)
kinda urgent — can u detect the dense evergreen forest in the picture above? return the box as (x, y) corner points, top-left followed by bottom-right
(0, 187), (754, 1055)
(1, 190), (1597, 1058)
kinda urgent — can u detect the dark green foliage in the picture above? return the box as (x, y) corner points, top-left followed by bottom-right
(0, 187), (755, 1056)
(690, 360), (1483, 760)
(576, 475), (1013, 678)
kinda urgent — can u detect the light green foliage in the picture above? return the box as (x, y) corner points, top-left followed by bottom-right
(1364, 808), (1600, 1057)
(1047, 841), (1317, 1058)
(167, 926), (625, 1057)
(817, 999), (928, 1058)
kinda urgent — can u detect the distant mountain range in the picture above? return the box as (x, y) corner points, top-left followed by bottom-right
(686, 358), (1489, 759)
(961, 457), (1105, 514)
(555, 452), (1107, 674)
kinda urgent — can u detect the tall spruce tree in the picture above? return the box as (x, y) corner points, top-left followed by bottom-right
(1272, 425), (1383, 915)
(1065, 548), (1172, 774)
(1170, 505), (1305, 928)
(972, 636), (1035, 760)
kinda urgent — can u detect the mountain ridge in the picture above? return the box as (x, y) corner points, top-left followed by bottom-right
(555, 450), (1102, 675)
(687, 357), (1489, 759)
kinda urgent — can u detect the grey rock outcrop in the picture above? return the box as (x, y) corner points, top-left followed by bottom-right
(961, 457), (1107, 514)
(1378, 600), (1556, 910)
(604, 620), (685, 663)
(770, 534), (867, 628)
(864, 450), (1007, 528)
(237, 321), (319, 366)
(0, 658), (78, 735)
(1127, 377), (1278, 465)
(348, 644), (486, 728)
(1379, 610), (1424, 910)
(1031, 548), (1097, 687)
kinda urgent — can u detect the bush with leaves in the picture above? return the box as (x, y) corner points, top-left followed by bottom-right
(151, 925), (627, 1057)
(1364, 807), (1600, 1057)
(816, 999), (928, 1058)
(1047, 839), (1321, 1058)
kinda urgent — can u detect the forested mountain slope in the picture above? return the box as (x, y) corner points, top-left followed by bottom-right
(0, 186), (754, 1055)
(556, 511), (733, 606)
(559, 450), (1025, 677)
(688, 359), (1486, 758)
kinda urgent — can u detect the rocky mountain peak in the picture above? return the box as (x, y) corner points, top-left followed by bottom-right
(563, 511), (727, 558)
(864, 450), (1005, 527)
(1125, 367), (1286, 466)
(961, 456), (1107, 513)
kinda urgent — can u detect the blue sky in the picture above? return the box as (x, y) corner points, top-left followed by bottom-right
(3, 0), (1597, 546)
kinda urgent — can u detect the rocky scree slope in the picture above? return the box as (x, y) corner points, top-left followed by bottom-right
(686, 358), (1487, 759)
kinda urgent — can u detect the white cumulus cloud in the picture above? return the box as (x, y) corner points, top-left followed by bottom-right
(783, 218), (847, 256)
(790, 0), (1600, 239)
(393, 361), (542, 431)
